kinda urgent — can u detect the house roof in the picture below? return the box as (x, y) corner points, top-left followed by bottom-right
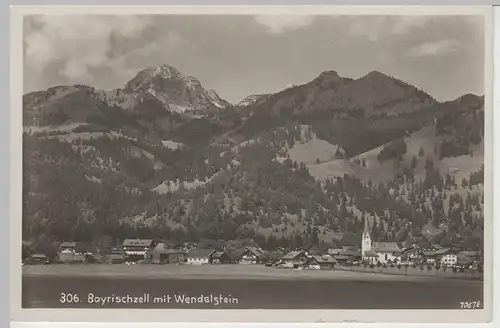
(433, 248), (454, 255)
(31, 253), (47, 259)
(327, 248), (343, 255)
(372, 242), (401, 253)
(282, 250), (306, 260)
(460, 251), (479, 257)
(334, 255), (350, 260)
(60, 242), (77, 248)
(187, 249), (214, 259)
(364, 250), (378, 257)
(457, 253), (473, 264)
(225, 248), (245, 261)
(212, 251), (226, 258)
(312, 255), (337, 264)
(245, 246), (264, 256)
(342, 250), (361, 257)
(123, 239), (154, 247)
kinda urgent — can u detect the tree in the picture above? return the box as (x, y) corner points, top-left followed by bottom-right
(411, 156), (418, 169)
(418, 147), (424, 157)
(424, 157), (434, 171)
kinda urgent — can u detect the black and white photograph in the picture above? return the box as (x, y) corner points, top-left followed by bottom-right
(11, 5), (492, 323)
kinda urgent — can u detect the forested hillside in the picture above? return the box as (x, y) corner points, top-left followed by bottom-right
(22, 65), (485, 254)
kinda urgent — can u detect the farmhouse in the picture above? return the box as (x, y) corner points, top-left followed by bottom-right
(211, 251), (232, 264)
(122, 239), (157, 261)
(326, 248), (344, 257)
(281, 250), (309, 268)
(238, 246), (266, 264)
(362, 250), (379, 264)
(152, 243), (187, 264)
(457, 252), (474, 267)
(400, 247), (428, 264)
(372, 242), (401, 264)
(304, 255), (337, 270)
(460, 250), (480, 260)
(59, 241), (77, 252)
(25, 253), (49, 265)
(342, 249), (362, 262)
(333, 254), (350, 264)
(103, 248), (126, 264)
(186, 249), (215, 265)
(57, 241), (89, 263)
(434, 248), (458, 267)
(22, 241), (34, 261)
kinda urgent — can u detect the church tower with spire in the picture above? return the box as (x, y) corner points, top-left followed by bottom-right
(361, 216), (372, 261)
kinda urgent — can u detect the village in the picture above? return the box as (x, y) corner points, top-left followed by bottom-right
(22, 220), (483, 277)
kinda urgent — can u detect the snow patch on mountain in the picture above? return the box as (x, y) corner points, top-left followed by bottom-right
(152, 170), (223, 195)
(23, 122), (88, 134)
(236, 94), (269, 107)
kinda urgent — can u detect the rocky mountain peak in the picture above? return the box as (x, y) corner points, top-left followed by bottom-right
(118, 64), (230, 113)
(154, 64), (184, 80)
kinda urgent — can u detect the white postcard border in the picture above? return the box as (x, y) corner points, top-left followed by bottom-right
(9, 4), (494, 323)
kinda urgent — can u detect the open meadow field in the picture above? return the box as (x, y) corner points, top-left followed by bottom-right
(22, 264), (483, 309)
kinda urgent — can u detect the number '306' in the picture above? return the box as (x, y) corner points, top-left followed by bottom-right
(60, 293), (80, 303)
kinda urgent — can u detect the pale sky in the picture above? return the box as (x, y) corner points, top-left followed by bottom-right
(23, 14), (485, 104)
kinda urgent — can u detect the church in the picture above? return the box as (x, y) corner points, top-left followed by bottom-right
(361, 218), (402, 265)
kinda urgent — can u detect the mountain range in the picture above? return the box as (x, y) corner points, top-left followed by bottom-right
(22, 64), (485, 254)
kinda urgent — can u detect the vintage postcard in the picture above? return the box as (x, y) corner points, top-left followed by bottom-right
(10, 5), (493, 323)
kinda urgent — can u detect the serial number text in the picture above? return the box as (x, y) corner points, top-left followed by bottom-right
(460, 301), (481, 309)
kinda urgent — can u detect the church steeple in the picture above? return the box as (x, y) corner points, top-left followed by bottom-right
(361, 216), (372, 261)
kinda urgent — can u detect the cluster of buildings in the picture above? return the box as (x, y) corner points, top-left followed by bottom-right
(360, 219), (482, 269)
(21, 221), (482, 271)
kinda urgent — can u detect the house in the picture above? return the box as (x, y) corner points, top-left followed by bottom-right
(122, 239), (157, 261)
(59, 241), (77, 252)
(434, 248), (458, 267)
(57, 241), (88, 263)
(267, 248), (286, 264)
(275, 246), (286, 253)
(327, 248), (344, 256)
(342, 249), (362, 262)
(182, 242), (199, 251)
(333, 254), (350, 264)
(372, 242), (401, 264)
(186, 249), (215, 265)
(25, 253), (49, 265)
(152, 243), (187, 264)
(103, 249), (126, 264)
(400, 247), (425, 264)
(211, 251), (232, 264)
(281, 250), (309, 268)
(224, 248), (245, 264)
(460, 250), (481, 262)
(304, 255), (337, 270)
(22, 241), (33, 261)
(457, 253), (474, 267)
(362, 250), (379, 264)
(238, 246), (266, 264)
